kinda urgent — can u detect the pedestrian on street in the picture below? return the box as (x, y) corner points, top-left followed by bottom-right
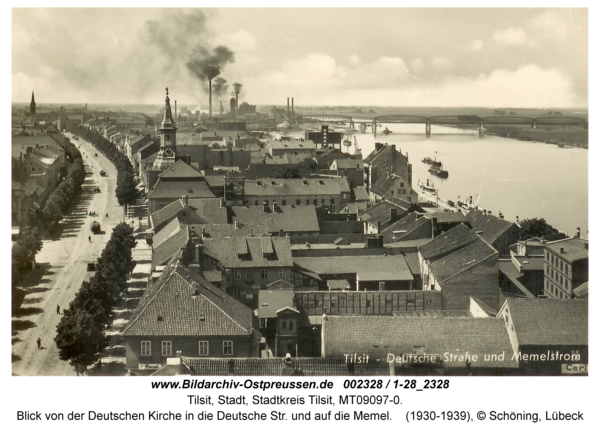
(37, 337), (41, 349)
(88, 236), (91, 242)
(57, 305), (60, 314)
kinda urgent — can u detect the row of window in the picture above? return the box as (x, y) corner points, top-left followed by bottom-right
(545, 280), (569, 299)
(254, 198), (336, 207)
(140, 340), (233, 357)
(233, 269), (287, 280)
(546, 266), (569, 290)
(546, 252), (570, 275)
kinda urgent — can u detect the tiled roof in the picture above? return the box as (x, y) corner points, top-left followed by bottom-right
(203, 236), (293, 269)
(245, 177), (350, 197)
(152, 225), (189, 267)
(353, 186), (369, 201)
(424, 211), (468, 224)
(257, 290), (296, 319)
(181, 357), (390, 376)
(358, 200), (411, 225)
(506, 298), (588, 346)
(150, 200), (208, 232)
(188, 223), (269, 239)
(381, 213), (431, 241)
(230, 205), (320, 234)
(294, 255), (413, 281)
(158, 159), (204, 179)
(267, 140), (315, 150)
(322, 315), (518, 368)
(333, 158), (363, 170)
(465, 210), (515, 244)
(428, 237), (497, 283)
(418, 223), (479, 261)
(545, 238), (589, 263)
(148, 179), (215, 200)
(122, 256), (252, 337)
(402, 252), (421, 275)
(370, 172), (410, 197)
(188, 198), (228, 224)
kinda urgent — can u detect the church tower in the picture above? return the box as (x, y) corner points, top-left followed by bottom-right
(30, 91), (36, 116)
(152, 88), (178, 171)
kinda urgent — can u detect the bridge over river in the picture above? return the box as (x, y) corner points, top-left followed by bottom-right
(301, 114), (587, 137)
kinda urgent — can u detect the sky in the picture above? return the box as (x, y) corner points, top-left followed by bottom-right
(11, 7), (589, 108)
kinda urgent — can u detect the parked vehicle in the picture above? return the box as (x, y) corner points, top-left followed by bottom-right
(87, 262), (96, 271)
(100, 170), (107, 177)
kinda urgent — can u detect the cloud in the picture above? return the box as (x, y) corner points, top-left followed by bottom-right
(221, 30), (256, 51)
(410, 58), (424, 73)
(348, 54), (361, 65)
(431, 57), (452, 70)
(529, 10), (568, 40)
(468, 39), (483, 51)
(493, 27), (536, 47)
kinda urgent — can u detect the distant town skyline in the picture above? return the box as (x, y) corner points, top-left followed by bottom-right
(12, 8), (588, 108)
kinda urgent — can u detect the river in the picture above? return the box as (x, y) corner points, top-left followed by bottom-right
(349, 124), (588, 239)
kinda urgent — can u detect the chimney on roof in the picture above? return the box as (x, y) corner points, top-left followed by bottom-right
(195, 244), (205, 267)
(234, 220), (239, 229)
(263, 201), (269, 213)
(272, 202), (277, 213)
(577, 227), (581, 238)
(432, 217), (438, 237)
(390, 208), (398, 221)
(181, 195), (188, 205)
(279, 228), (284, 237)
(377, 220), (381, 234)
(560, 247), (565, 254)
(391, 144), (396, 152)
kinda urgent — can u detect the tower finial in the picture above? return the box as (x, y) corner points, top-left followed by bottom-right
(166, 87), (169, 96)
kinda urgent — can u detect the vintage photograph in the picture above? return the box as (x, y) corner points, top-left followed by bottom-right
(11, 8), (588, 377)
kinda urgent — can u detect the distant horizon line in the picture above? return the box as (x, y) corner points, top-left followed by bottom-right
(11, 102), (589, 110)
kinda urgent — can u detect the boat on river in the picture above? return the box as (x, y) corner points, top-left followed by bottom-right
(422, 155), (442, 167)
(429, 164), (449, 178)
(419, 179), (437, 195)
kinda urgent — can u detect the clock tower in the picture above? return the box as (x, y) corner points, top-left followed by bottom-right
(152, 88), (177, 171)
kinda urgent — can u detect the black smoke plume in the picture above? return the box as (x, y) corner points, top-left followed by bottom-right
(187, 45), (235, 83)
(212, 77), (228, 97)
(233, 82), (243, 94)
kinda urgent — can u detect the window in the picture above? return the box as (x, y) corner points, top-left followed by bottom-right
(234, 270), (241, 280)
(246, 270), (253, 279)
(223, 341), (233, 355)
(198, 341), (209, 356)
(306, 199), (310, 205)
(282, 199), (286, 205)
(313, 199), (317, 205)
(279, 269), (286, 279)
(261, 269), (268, 279)
(233, 289), (241, 299)
(296, 199), (301, 205)
(282, 320), (294, 331)
(12, 200), (18, 210)
(321, 199), (325, 204)
(31, 167), (36, 172)
(259, 319), (266, 329)
(255, 200), (258, 206)
(141, 341), (151, 356)
(400, 182), (404, 187)
(159, 204), (165, 210)
(161, 341), (172, 356)
(330, 199), (335, 205)
(391, 191), (394, 196)
(403, 189), (407, 194)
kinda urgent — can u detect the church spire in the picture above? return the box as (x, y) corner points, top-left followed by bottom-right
(30, 91), (36, 116)
(162, 87), (175, 128)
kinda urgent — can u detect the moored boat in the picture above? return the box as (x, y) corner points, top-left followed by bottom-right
(429, 164), (449, 178)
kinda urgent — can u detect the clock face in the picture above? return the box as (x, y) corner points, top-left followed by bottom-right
(164, 148), (173, 157)
(166, 134), (171, 140)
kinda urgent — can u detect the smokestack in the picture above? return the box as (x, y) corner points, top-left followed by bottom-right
(209, 79), (212, 118)
(292, 98), (294, 122)
(175, 100), (177, 122)
(236, 93), (239, 109)
(287, 98), (290, 118)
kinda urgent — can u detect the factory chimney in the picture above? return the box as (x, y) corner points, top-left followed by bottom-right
(174, 100), (177, 123)
(209, 79), (212, 118)
(292, 98), (294, 122)
(287, 98), (290, 119)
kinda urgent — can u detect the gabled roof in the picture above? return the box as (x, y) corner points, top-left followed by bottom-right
(358, 200), (412, 226)
(230, 205), (320, 234)
(353, 186), (369, 201)
(424, 211), (468, 224)
(203, 236), (293, 269)
(370, 172), (410, 197)
(418, 223), (479, 261)
(122, 255), (252, 337)
(245, 177), (350, 197)
(152, 224), (190, 267)
(363, 144), (404, 165)
(332, 158), (363, 169)
(381, 213), (431, 241)
(322, 316), (517, 368)
(188, 198), (228, 225)
(188, 222), (269, 239)
(465, 210), (516, 244)
(158, 159), (204, 179)
(150, 199), (208, 232)
(505, 299), (588, 346)
(148, 179), (215, 200)
(257, 290), (296, 319)
(428, 237), (497, 283)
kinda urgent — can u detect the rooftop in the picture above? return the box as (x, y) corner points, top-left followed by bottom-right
(294, 255), (413, 281)
(257, 290), (296, 319)
(230, 205), (320, 234)
(545, 237), (589, 263)
(245, 177), (350, 197)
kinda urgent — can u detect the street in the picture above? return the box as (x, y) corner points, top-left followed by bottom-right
(12, 133), (124, 376)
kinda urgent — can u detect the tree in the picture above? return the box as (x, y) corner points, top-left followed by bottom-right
(519, 218), (568, 242)
(54, 306), (109, 375)
(12, 228), (43, 286)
